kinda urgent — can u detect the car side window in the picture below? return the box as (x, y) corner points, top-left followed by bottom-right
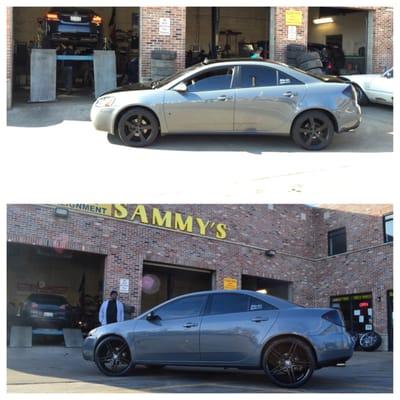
(208, 293), (250, 315)
(249, 296), (277, 311)
(239, 65), (277, 88)
(278, 71), (303, 86)
(154, 295), (207, 320)
(185, 68), (233, 92)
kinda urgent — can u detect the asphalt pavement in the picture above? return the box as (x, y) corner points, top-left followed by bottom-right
(7, 346), (393, 393)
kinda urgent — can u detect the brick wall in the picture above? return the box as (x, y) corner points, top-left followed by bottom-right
(372, 7), (393, 73)
(139, 7), (186, 83)
(7, 7), (13, 109)
(7, 204), (393, 347)
(272, 7), (308, 63)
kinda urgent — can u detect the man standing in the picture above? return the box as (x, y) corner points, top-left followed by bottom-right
(99, 290), (124, 326)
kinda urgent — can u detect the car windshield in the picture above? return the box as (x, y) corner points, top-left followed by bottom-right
(27, 294), (68, 305)
(151, 63), (204, 88)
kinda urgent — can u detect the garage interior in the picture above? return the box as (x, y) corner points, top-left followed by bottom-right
(7, 243), (105, 343)
(186, 7), (270, 65)
(12, 7), (140, 103)
(141, 262), (213, 312)
(241, 274), (292, 301)
(308, 7), (369, 74)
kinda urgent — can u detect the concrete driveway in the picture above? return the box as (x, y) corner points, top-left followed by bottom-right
(6, 94), (393, 201)
(7, 346), (393, 393)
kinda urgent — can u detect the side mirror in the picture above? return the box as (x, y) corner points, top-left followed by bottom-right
(146, 311), (160, 321)
(173, 82), (187, 92)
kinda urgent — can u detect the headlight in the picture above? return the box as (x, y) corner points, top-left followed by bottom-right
(88, 328), (98, 337)
(95, 96), (116, 107)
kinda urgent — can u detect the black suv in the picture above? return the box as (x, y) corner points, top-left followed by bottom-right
(40, 8), (103, 49)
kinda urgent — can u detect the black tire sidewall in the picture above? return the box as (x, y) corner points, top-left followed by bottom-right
(291, 111), (334, 150)
(263, 338), (315, 388)
(118, 108), (160, 147)
(94, 335), (134, 377)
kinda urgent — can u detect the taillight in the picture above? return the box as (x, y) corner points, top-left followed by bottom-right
(91, 15), (102, 25)
(343, 84), (356, 100)
(322, 309), (345, 327)
(46, 12), (60, 21)
(31, 302), (38, 309)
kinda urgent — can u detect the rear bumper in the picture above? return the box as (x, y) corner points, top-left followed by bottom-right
(335, 100), (362, 133)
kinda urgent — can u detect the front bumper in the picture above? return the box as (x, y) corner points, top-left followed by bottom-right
(90, 105), (115, 133)
(82, 336), (97, 361)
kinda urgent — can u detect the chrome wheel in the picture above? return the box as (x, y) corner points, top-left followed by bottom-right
(95, 335), (133, 376)
(263, 338), (314, 388)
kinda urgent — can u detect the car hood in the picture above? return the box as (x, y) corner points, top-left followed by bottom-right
(102, 83), (153, 96)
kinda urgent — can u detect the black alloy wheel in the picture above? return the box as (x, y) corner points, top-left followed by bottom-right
(291, 111), (334, 150)
(118, 107), (160, 147)
(263, 338), (315, 388)
(94, 335), (134, 376)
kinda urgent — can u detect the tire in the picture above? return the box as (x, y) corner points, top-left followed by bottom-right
(117, 107), (160, 147)
(263, 337), (315, 388)
(287, 44), (306, 52)
(298, 59), (323, 71)
(296, 51), (321, 65)
(359, 332), (382, 351)
(94, 335), (134, 376)
(291, 110), (335, 150)
(353, 83), (369, 106)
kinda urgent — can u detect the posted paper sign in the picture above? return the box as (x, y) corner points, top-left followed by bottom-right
(288, 26), (297, 41)
(119, 278), (130, 294)
(354, 309), (361, 316)
(368, 308), (373, 316)
(359, 315), (364, 323)
(365, 324), (373, 331)
(159, 18), (171, 36)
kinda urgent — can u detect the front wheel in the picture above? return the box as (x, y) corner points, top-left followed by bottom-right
(291, 111), (335, 150)
(263, 338), (315, 388)
(117, 108), (160, 147)
(94, 335), (134, 376)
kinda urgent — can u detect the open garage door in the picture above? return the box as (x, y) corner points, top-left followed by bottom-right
(186, 7), (270, 66)
(241, 274), (292, 301)
(308, 7), (369, 74)
(7, 243), (105, 343)
(141, 262), (213, 312)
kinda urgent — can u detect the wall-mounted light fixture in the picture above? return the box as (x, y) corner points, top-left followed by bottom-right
(54, 207), (69, 218)
(265, 249), (276, 257)
(313, 17), (334, 24)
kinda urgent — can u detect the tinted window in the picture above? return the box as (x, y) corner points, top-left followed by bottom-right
(27, 294), (68, 305)
(186, 68), (233, 92)
(328, 227), (347, 256)
(249, 296), (277, 311)
(209, 293), (249, 315)
(155, 295), (207, 320)
(383, 213), (393, 243)
(239, 65), (277, 88)
(278, 71), (303, 86)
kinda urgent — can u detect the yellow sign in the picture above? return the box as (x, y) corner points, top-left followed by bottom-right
(285, 10), (303, 26)
(223, 277), (238, 290)
(62, 204), (227, 240)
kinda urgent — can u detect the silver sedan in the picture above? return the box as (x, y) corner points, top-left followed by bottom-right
(91, 59), (361, 150)
(82, 290), (353, 388)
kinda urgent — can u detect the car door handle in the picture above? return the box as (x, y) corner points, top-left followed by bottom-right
(252, 317), (269, 323)
(282, 91), (297, 98)
(183, 322), (198, 328)
(216, 95), (232, 101)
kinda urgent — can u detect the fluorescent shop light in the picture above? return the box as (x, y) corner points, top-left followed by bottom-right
(313, 17), (334, 24)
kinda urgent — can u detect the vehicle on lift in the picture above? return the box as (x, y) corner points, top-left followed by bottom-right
(40, 8), (103, 49)
(20, 293), (74, 329)
(82, 290), (353, 388)
(91, 58), (361, 151)
(341, 67), (393, 106)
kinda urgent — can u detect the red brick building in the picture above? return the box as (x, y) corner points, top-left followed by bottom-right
(7, 204), (393, 350)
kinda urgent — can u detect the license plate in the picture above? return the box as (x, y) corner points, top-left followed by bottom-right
(70, 16), (82, 22)
(43, 312), (54, 317)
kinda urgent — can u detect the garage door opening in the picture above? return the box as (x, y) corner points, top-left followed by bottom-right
(186, 7), (270, 66)
(12, 7), (140, 105)
(308, 7), (369, 74)
(7, 243), (105, 345)
(241, 275), (292, 301)
(141, 262), (213, 312)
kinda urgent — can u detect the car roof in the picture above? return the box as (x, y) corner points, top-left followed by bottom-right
(201, 58), (286, 67)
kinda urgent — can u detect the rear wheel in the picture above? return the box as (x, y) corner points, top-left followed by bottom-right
(263, 337), (315, 388)
(117, 107), (160, 147)
(94, 335), (134, 376)
(291, 111), (335, 150)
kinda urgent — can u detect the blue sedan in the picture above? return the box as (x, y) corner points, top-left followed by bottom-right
(82, 290), (353, 388)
